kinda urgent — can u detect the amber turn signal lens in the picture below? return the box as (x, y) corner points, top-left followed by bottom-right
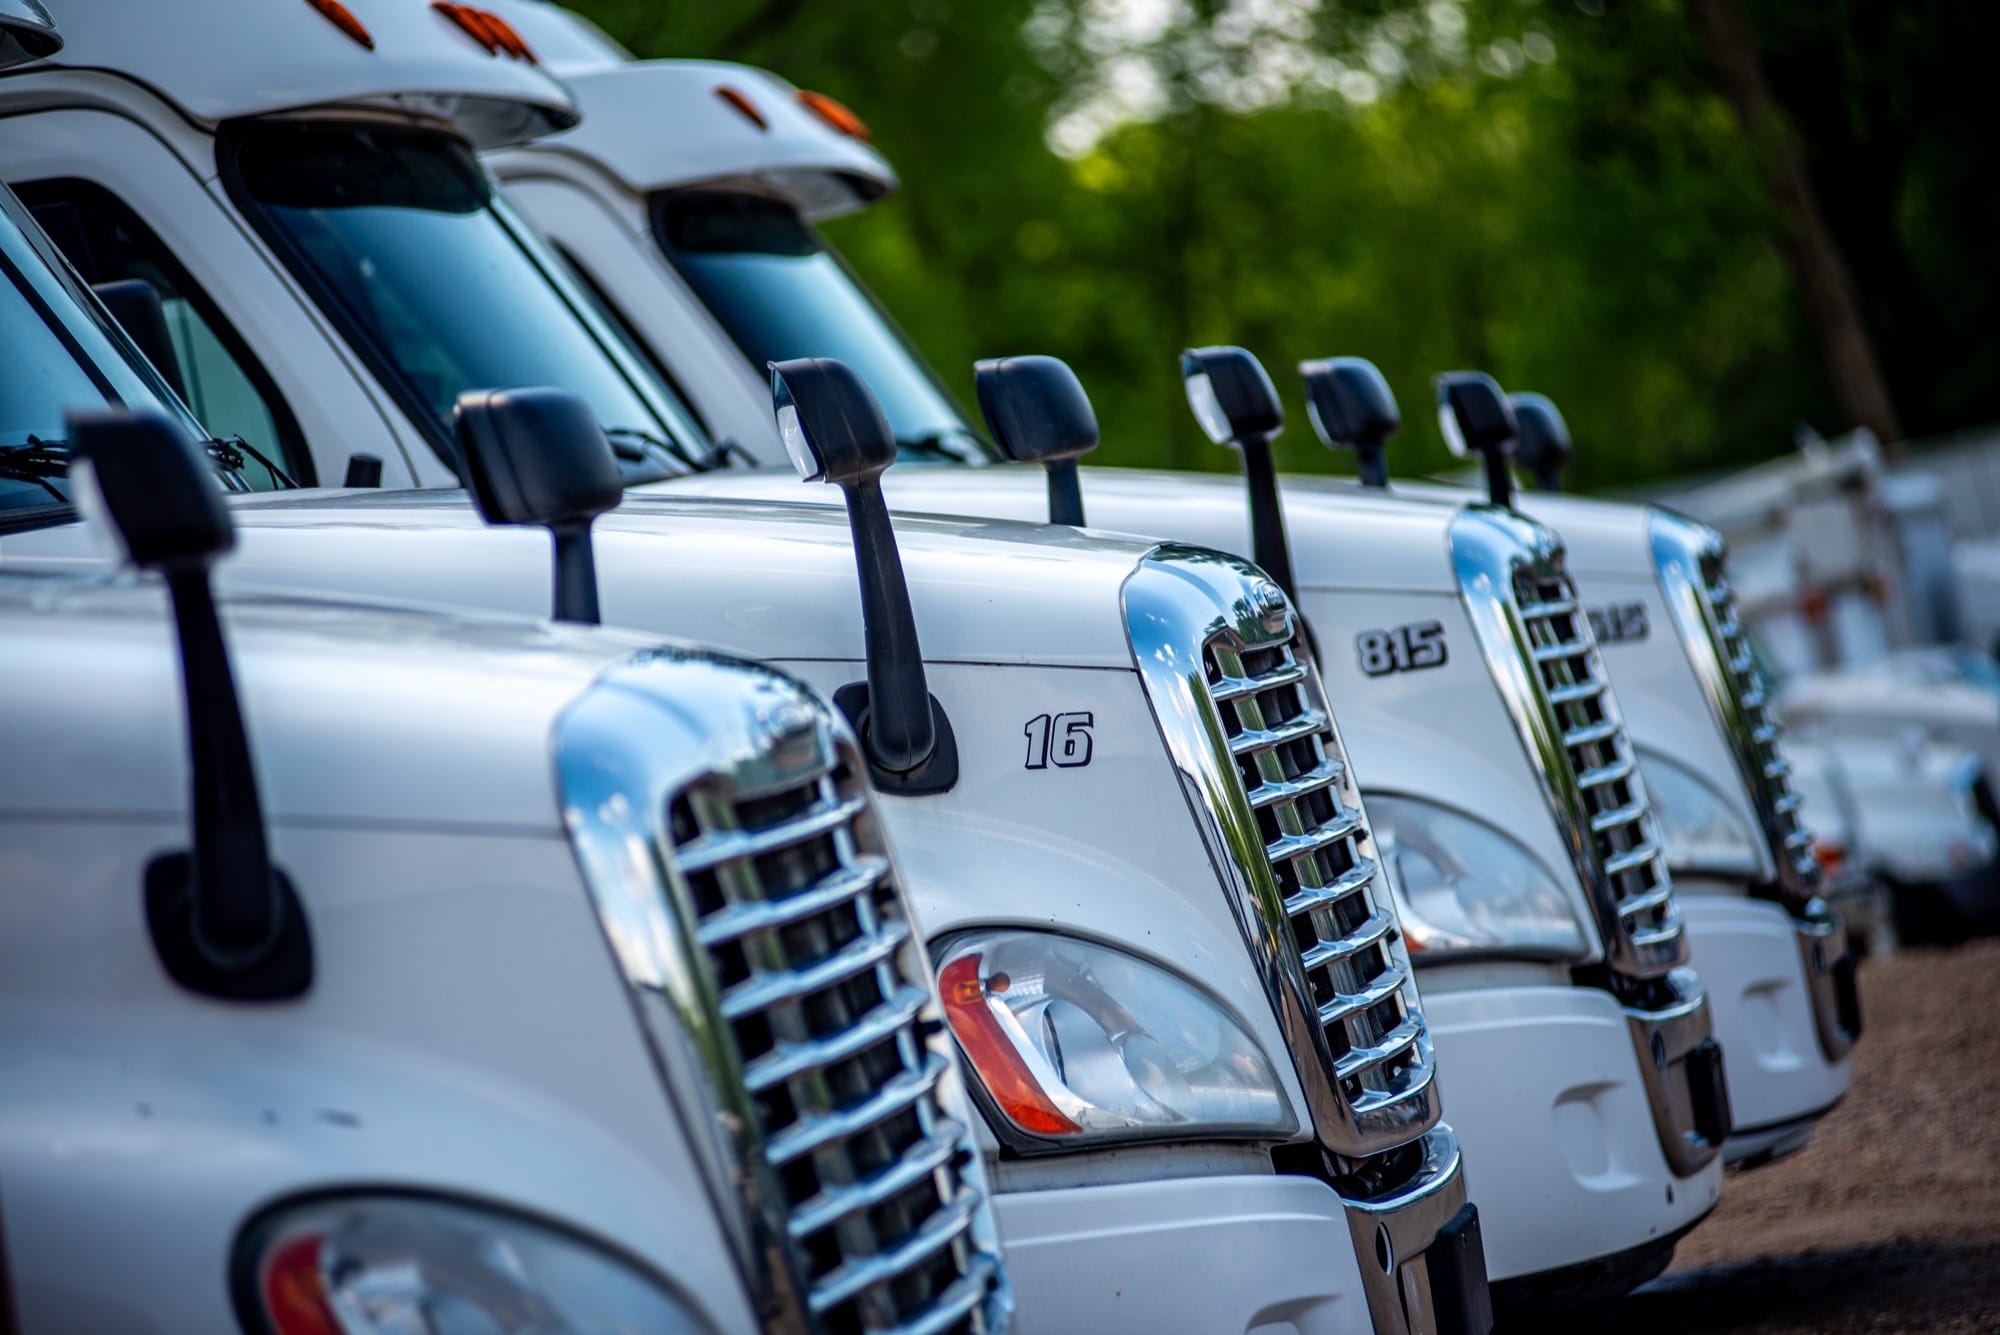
(796, 89), (872, 142)
(938, 953), (1079, 1137)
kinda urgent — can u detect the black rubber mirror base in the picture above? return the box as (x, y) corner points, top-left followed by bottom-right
(832, 683), (959, 795)
(145, 853), (313, 1001)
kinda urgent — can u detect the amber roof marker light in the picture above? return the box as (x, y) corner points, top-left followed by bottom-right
(796, 89), (872, 143)
(713, 84), (769, 131)
(431, 2), (496, 54)
(476, 8), (537, 62)
(305, 0), (374, 50)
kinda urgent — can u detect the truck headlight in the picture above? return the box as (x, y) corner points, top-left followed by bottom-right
(1639, 747), (1763, 877)
(935, 930), (1296, 1151)
(1368, 794), (1589, 960)
(239, 1194), (711, 1333)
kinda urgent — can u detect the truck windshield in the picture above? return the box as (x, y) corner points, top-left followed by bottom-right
(653, 192), (993, 465)
(226, 121), (716, 480)
(0, 185), (223, 524)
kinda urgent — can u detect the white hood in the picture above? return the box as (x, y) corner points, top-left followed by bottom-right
(0, 572), (655, 831)
(188, 488), (1160, 669)
(659, 464), (1474, 596)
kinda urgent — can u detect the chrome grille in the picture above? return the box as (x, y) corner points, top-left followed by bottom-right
(666, 756), (1004, 1335)
(1513, 569), (1685, 966)
(1699, 564), (1822, 896)
(1202, 628), (1436, 1122)
(1649, 510), (1825, 916)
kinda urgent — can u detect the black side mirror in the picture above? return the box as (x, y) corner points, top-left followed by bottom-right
(92, 278), (187, 400)
(771, 356), (957, 794)
(0, 0), (59, 70)
(69, 409), (312, 1001)
(454, 387), (623, 625)
(1179, 345), (1295, 597)
(974, 354), (1098, 527)
(1435, 371), (1520, 510)
(1299, 356), (1400, 488)
(1510, 392), (1571, 493)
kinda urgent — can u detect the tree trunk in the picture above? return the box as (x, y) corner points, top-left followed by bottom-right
(1687, 0), (1903, 448)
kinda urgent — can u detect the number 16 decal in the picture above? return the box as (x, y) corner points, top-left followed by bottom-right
(1024, 712), (1094, 769)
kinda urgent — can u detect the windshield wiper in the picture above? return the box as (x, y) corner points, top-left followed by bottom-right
(212, 435), (298, 491)
(603, 424), (724, 474)
(896, 430), (989, 464)
(0, 436), (68, 469)
(0, 436), (71, 504)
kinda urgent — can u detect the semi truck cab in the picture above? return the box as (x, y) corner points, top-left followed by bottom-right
(0, 122), (1009, 1325)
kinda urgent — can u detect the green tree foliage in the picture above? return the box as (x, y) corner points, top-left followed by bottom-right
(567, 0), (1986, 491)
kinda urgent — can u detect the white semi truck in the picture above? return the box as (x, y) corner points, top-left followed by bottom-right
(0, 5), (1483, 1331)
(471, 14), (1849, 1186)
(0, 22), (1009, 1322)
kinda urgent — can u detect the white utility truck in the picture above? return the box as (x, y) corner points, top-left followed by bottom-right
(474, 14), (1740, 1303)
(0, 36), (1010, 1319)
(476, 12), (1853, 1187)
(0, 4), (1483, 1331)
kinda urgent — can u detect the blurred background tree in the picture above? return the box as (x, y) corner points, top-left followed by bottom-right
(565, 0), (1999, 492)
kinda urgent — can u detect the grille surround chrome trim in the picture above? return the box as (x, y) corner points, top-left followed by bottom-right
(1650, 509), (1857, 1062)
(557, 650), (1011, 1334)
(1450, 506), (1691, 980)
(1122, 545), (1442, 1161)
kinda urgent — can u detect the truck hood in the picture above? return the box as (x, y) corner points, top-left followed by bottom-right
(3, 0), (575, 147)
(0, 572), (667, 831)
(2, 490), (1158, 669)
(656, 464), (1471, 596)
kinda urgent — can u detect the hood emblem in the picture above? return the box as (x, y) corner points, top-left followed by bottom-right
(1251, 579), (1290, 635)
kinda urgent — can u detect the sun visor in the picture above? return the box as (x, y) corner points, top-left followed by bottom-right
(0, 0), (58, 71)
(545, 60), (898, 220)
(28, 0), (575, 147)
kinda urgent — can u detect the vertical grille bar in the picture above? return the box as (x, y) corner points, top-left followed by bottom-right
(1450, 508), (1691, 983)
(668, 754), (1005, 1335)
(1203, 630), (1436, 1119)
(1122, 549), (1443, 1165)
(1513, 571), (1685, 963)
(1701, 566), (1820, 887)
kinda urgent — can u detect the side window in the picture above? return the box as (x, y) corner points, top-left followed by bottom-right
(15, 179), (313, 487)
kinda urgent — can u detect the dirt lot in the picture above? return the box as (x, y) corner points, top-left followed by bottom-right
(1541, 937), (2000, 1333)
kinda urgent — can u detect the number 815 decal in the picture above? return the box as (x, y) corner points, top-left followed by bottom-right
(1356, 621), (1448, 677)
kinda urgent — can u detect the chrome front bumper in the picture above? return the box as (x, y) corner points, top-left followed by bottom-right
(1340, 1124), (1489, 1335)
(1624, 967), (1732, 1178)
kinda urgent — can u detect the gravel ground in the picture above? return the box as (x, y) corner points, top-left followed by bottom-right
(1536, 937), (2000, 1333)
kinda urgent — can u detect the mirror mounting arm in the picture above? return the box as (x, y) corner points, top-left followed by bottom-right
(71, 409), (311, 1002)
(1481, 447), (1515, 511)
(549, 520), (602, 625)
(840, 474), (933, 771)
(1237, 429), (1297, 599)
(1045, 457), (1086, 528)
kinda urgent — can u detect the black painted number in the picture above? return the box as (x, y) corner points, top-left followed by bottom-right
(1588, 603), (1650, 644)
(1356, 621), (1448, 677)
(1024, 711), (1094, 770)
